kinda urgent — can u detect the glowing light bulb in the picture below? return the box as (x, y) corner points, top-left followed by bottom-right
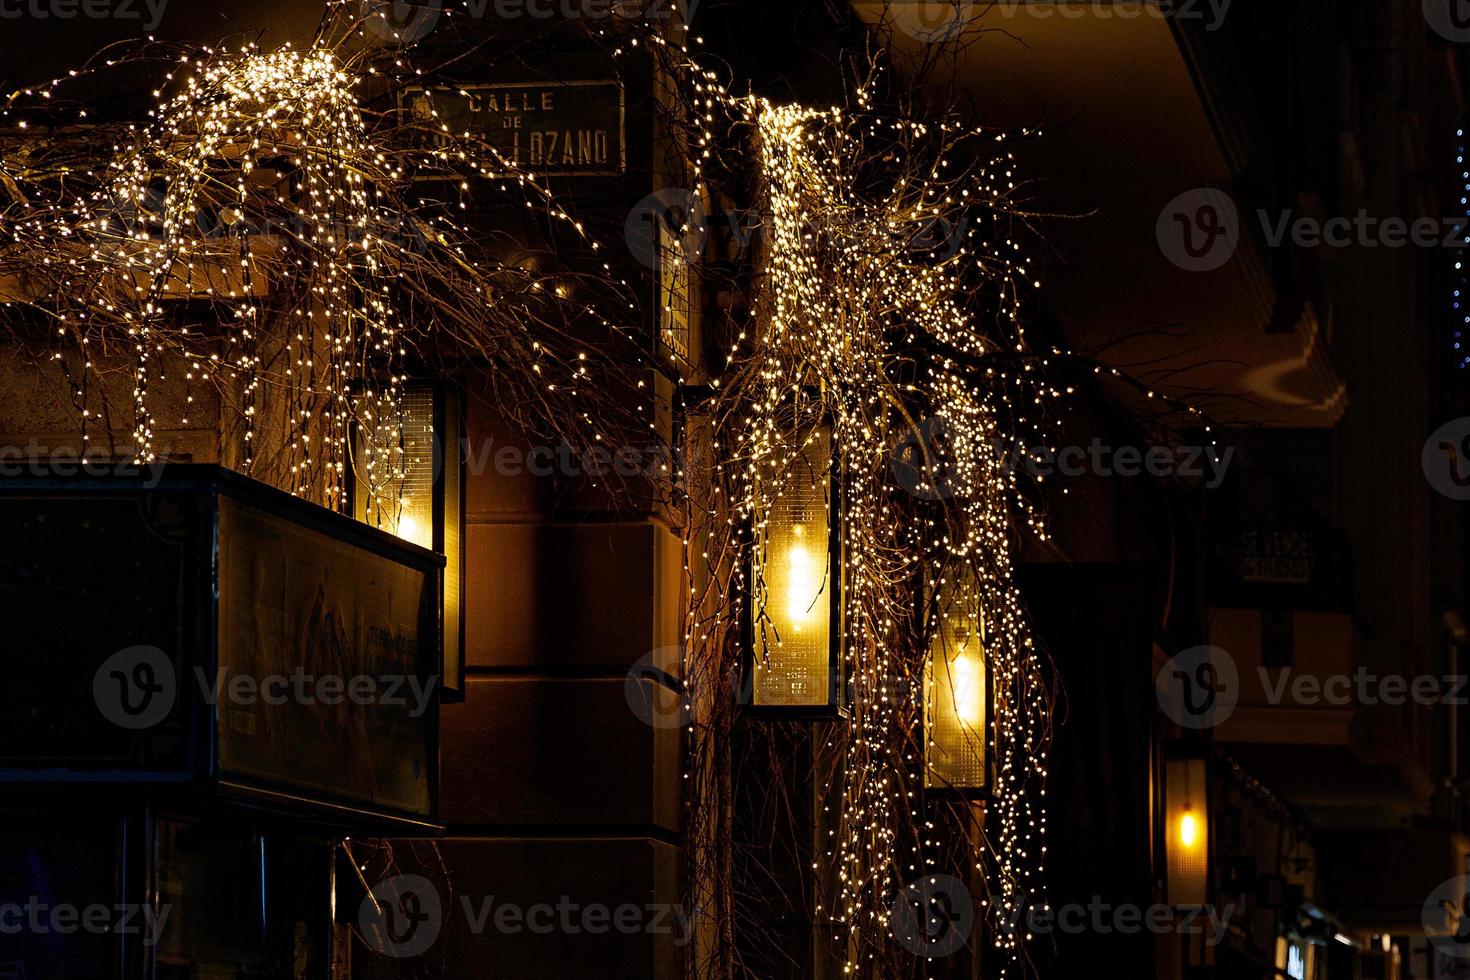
(953, 651), (983, 727)
(1179, 807), (1199, 848)
(396, 508), (428, 548)
(785, 530), (822, 631)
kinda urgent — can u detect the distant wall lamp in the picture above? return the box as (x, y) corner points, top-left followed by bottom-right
(1166, 754), (1209, 906)
(352, 380), (465, 698)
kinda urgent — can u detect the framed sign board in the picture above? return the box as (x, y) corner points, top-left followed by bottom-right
(0, 466), (440, 830)
(404, 80), (627, 177)
(216, 495), (436, 821)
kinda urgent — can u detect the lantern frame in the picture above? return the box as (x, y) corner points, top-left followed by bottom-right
(739, 417), (847, 718)
(347, 377), (466, 701)
(920, 570), (993, 799)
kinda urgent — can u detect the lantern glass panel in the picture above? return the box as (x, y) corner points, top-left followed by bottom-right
(752, 426), (836, 708)
(354, 387), (436, 549)
(351, 382), (466, 697)
(1166, 757), (1209, 906)
(925, 586), (987, 790)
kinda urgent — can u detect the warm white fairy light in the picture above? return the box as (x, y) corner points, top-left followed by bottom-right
(4, 46), (411, 494)
(1455, 125), (1468, 370)
(0, 15), (1155, 976)
(1, 21), (634, 504)
(687, 84), (1054, 974)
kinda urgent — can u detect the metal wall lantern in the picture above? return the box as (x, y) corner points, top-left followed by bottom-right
(745, 420), (846, 716)
(351, 380), (466, 699)
(924, 572), (990, 796)
(1165, 753), (1210, 906)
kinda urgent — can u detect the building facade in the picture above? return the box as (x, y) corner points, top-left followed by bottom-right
(1, 2), (1468, 979)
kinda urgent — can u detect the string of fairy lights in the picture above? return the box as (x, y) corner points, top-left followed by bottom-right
(1455, 124), (1469, 371)
(5, 48), (406, 496)
(0, 23), (639, 514)
(0, 10), (1211, 976)
(719, 92), (1053, 975)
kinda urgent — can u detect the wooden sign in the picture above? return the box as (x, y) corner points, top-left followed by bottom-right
(405, 80), (626, 177)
